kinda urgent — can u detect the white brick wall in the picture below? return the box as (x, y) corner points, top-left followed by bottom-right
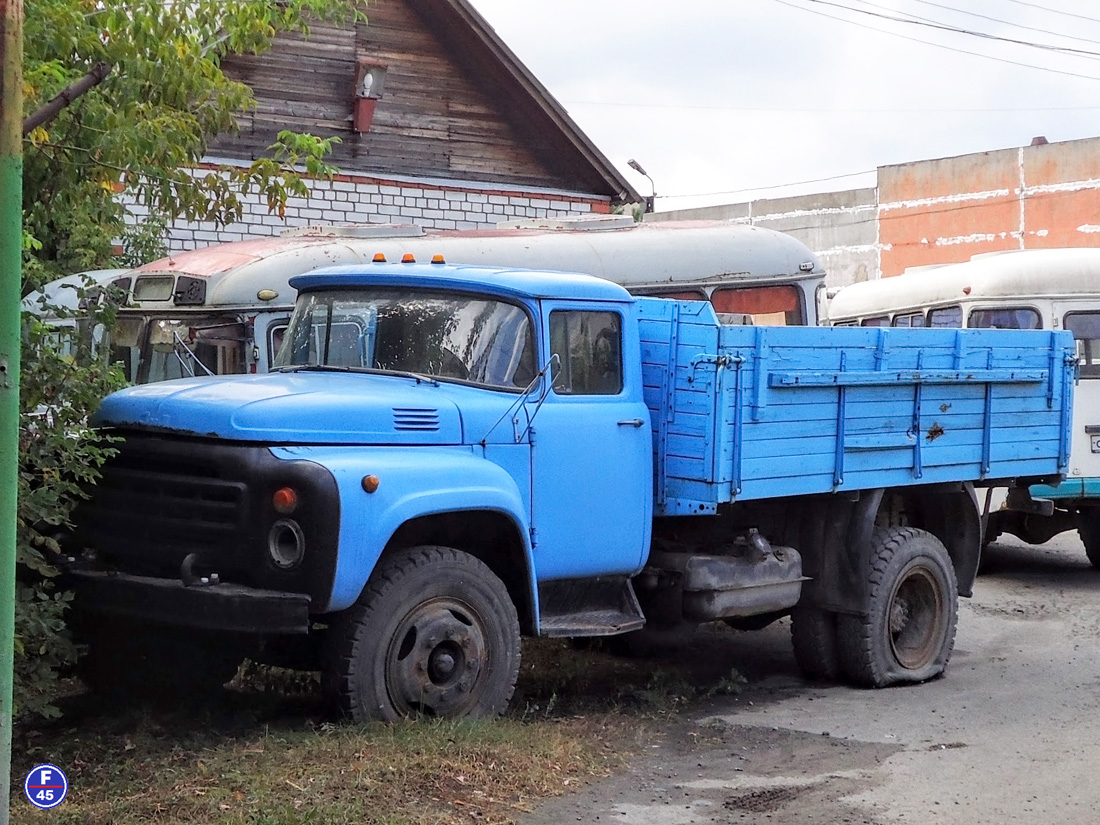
(127, 169), (604, 252)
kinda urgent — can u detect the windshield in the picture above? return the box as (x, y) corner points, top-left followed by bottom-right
(108, 314), (248, 384)
(275, 288), (537, 391)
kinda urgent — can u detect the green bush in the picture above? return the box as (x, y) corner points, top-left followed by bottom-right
(16, 286), (126, 718)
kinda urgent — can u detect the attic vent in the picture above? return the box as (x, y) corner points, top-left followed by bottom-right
(393, 408), (440, 431)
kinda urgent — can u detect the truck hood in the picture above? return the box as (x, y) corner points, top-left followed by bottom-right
(93, 372), (464, 444)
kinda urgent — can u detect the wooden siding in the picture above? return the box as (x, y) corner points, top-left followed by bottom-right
(211, 0), (579, 191)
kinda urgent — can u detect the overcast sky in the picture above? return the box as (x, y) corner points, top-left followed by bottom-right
(466, 0), (1100, 211)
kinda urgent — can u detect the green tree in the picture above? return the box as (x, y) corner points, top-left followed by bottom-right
(17, 0), (366, 717)
(22, 0), (362, 290)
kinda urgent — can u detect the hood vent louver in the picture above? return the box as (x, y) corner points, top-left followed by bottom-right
(393, 407), (440, 431)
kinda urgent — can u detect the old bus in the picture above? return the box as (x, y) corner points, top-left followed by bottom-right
(827, 248), (1100, 564)
(89, 217), (826, 384)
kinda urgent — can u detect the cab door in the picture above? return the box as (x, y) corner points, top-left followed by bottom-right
(527, 302), (653, 580)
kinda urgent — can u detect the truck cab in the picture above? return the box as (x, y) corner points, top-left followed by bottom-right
(71, 261), (656, 719)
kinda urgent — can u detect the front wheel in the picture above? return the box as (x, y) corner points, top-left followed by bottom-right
(324, 546), (521, 722)
(837, 526), (958, 687)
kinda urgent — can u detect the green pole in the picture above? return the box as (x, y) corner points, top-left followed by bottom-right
(0, 0), (23, 822)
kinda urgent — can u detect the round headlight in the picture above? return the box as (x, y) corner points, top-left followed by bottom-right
(268, 519), (305, 569)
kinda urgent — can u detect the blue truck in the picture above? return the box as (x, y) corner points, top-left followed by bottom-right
(67, 261), (1076, 720)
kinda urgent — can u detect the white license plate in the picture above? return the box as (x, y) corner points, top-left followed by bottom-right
(1092, 434), (1100, 453)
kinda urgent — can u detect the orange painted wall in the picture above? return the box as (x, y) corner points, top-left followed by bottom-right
(876, 136), (1100, 277)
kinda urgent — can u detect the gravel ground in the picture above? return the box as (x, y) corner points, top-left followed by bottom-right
(520, 531), (1100, 825)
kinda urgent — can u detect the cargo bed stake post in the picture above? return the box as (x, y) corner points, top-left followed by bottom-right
(0, 1), (24, 820)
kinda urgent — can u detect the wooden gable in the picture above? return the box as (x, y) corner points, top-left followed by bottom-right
(210, 0), (636, 202)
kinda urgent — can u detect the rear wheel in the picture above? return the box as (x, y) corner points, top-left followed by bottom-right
(1077, 512), (1100, 569)
(791, 607), (841, 681)
(837, 527), (958, 687)
(324, 546), (521, 722)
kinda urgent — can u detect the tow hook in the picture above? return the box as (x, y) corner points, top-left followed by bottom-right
(180, 552), (221, 587)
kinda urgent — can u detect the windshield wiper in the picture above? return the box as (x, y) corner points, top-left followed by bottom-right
(276, 364), (354, 374)
(275, 364), (439, 386)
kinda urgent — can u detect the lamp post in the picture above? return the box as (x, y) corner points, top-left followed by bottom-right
(627, 158), (655, 214)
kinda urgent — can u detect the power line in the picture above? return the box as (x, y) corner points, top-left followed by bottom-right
(658, 168), (878, 201)
(1000, 0), (1100, 28)
(906, 0), (1100, 50)
(769, 0), (1100, 82)
(802, 0), (1100, 59)
(565, 100), (1100, 114)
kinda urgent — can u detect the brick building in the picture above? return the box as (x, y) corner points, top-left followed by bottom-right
(143, 0), (639, 252)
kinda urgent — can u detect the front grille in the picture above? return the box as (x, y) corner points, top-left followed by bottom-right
(72, 431), (342, 610)
(76, 438), (254, 577)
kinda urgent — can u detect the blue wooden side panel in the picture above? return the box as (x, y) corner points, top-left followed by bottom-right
(636, 298), (1077, 516)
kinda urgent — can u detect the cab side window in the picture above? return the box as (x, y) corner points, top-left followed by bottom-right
(549, 310), (623, 395)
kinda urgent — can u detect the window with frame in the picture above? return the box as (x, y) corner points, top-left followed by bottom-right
(968, 307), (1041, 330)
(1064, 311), (1100, 378)
(929, 306), (963, 328)
(710, 285), (804, 326)
(893, 312), (927, 327)
(549, 310), (623, 395)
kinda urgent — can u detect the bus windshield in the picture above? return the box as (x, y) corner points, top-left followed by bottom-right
(274, 288), (537, 391)
(108, 314), (248, 384)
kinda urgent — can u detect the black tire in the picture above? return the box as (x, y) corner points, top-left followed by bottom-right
(79, 618), (243, 703)
(1077, 512), (1100, 569)
(324, 546), (521, 722)
(790, 607), (841, 681)
(837, 526), (958, 688)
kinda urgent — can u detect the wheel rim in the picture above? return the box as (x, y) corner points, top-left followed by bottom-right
(887, 563), (945, 670)
(384, 596), (490, 717)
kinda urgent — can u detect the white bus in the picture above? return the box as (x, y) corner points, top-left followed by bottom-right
(92, 217), (826, 384)
(827, 248), (1100, 565)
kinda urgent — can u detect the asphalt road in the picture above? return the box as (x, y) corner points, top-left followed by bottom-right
(521, 531), (1100, 825)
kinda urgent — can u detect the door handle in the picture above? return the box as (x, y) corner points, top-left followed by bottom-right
(618, 418), (646, 428)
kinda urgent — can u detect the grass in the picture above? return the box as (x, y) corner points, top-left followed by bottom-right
(11, 633), (748, 825)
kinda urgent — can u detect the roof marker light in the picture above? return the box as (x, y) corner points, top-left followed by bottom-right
(401, 253), (416, 263)
(373, 253), (387, 262)
(431, 254), (446, 265)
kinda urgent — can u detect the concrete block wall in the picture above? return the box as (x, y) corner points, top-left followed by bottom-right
(649, 188), (879, 288)
(125, 166), (609, 252)
(653, 135), (1100, 288)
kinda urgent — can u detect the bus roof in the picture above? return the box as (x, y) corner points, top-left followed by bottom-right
(131, 219), (824, 309)
(828, 248), (1100, 321)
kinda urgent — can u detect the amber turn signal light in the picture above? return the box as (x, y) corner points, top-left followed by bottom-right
(273, 486), (298, 514)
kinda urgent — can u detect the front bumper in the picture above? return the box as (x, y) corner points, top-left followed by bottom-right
(68, 568), (311, 635)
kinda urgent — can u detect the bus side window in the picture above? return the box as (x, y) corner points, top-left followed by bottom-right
(861, 316), (889, 327)
(968, 307), (1041, 330)
(893, 312), (927, 327)
(928, 306), (963, 328)
(1064, 312), (1100, 378)
(711, 285), (804, 326)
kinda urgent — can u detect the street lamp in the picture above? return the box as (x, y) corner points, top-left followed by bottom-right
(627, 158), (656, 213)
